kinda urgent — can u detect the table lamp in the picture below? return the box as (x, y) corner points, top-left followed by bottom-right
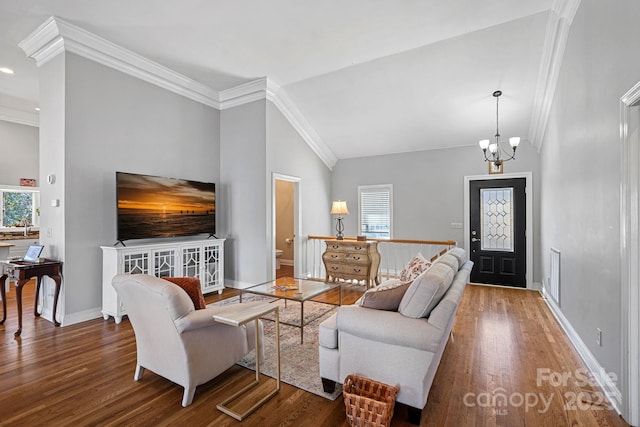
(331, 200), (349, 240)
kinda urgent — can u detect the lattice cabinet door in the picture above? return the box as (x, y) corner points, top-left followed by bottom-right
(152, 248), (177, 278)
(201, 242), (224, 294)
(181, 246), (201, 278)
(179, 240), (224, 295)
(122, 251), (150, 275)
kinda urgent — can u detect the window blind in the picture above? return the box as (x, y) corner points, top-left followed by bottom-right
(359, 186), (391, 238)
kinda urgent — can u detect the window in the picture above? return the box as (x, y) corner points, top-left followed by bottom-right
(0, 188), (40, 229)
(358, 184), (393, 239)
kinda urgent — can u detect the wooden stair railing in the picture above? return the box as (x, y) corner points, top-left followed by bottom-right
(305, 235), (456, 283)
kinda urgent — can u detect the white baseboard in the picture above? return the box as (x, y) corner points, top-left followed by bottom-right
(224, 278), (256, 289)
(539, 286), (623, 415)
(62, 308), (104, 326)
(280, 259), (294, 266)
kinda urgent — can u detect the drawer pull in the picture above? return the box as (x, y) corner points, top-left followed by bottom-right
(353, 268), (362, 273)
(355, 246), (363, 250)
(331, 254), (339, 259)
(331, 266), (339, 270)
(353, 256), (361, 260)
(331, 245), (340, 250)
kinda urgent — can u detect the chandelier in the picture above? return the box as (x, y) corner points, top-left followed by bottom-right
(478, 90), (520, 167)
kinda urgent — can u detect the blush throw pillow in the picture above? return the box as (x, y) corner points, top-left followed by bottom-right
(358, 279), (411, 311)
(163, 277), (206, 310)
(399, 253), (432, 284)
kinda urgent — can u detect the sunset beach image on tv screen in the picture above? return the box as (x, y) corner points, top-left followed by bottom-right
(116, 172), (215, 240)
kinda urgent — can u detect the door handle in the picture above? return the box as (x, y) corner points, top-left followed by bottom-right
(472, 237), (481, 243)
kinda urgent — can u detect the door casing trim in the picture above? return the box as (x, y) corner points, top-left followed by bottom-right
(464, 172), (533, 289)
(272, 173), (301, 279)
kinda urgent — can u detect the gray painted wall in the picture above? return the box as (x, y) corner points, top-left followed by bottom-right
(219, 100), (332, 284)
(332, 141), (541, 282)
(41, 52), (220, 316)
(539, 0), (640, 383)
(220, 100), (268, 284)
(0, 120), (38, 185)
(266, 102), (333, 276)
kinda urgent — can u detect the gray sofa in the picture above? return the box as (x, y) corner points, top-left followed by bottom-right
(318, 248), (472, 424)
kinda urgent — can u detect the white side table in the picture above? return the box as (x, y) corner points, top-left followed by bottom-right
(213, 301), (280, 421)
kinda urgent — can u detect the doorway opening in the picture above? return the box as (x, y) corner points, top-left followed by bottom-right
(272, 173), (300, 280)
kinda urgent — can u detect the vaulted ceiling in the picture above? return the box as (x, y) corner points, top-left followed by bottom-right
(0, 1), (578, 166)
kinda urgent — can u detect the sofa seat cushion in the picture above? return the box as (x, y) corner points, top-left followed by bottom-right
(336, 305), (444, 352)
(358, 279), (410, 311)
(398, 263), (455, 318)
(163, 277), (206, 310)
(319, 313), (338, 349)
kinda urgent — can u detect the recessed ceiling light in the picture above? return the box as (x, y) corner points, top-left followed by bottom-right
(0, 67), (14, 75)
(35, 107), (40, 111)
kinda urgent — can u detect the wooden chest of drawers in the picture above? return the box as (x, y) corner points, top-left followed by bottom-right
(322, 240), (381, 288)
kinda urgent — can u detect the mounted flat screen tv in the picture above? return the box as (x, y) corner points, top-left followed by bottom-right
(116, 172), (215, 242)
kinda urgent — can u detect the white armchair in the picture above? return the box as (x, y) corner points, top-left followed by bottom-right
(111, 274), (263, 407)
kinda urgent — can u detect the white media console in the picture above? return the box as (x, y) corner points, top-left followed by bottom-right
(101, 238), (225, 323)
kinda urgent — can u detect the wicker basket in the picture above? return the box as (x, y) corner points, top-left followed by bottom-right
(343, 374), (400, 427)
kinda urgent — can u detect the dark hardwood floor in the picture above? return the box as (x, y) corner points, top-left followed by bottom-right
(0, 278), (629, 426)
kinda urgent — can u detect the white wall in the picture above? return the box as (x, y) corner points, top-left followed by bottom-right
(332, 141), (541, 281)
(539, 0), (640, 390)
(40, 52), (220, 318)
(0, 120), (38, 185)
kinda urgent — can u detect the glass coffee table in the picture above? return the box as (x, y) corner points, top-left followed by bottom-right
(233, 277), (341, 344)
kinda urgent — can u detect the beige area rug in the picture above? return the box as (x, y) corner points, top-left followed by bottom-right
(210, 295), (343, 401)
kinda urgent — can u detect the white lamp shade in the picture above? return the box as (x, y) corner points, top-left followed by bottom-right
(488, 143), (498, 153)
(331, 200), (349, 215)
(479, 139), (490, 150)
(509, 137), (521, 148)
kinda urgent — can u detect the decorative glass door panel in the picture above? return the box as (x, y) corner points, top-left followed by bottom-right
(202, 245), (221, 289)
(153, 249), (176, 277)
(123, 252), (149, 274)
(470, 179), (526, 288)
(182, 247), (201, 277)
(480, 187), (514, 252)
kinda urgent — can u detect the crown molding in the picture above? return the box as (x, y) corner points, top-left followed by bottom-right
(218, 77), (337, 169)
(553, 0), (581, 25)
(529, 0), (582, 150)
(19, 16), (220, 109)
(0, 106), (39, 127)
(266, 81), (338, 169)
(18, 17), (336, 168)
(219, 77), (268, 109)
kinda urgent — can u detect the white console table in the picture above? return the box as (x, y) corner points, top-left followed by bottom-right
(101, 238), (225, 323)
